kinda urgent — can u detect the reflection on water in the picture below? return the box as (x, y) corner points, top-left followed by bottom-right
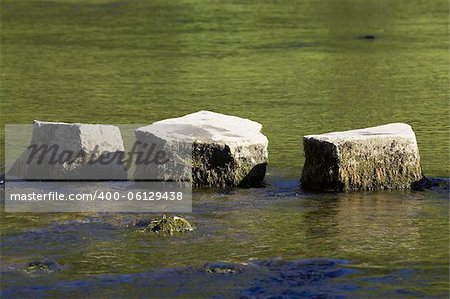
(1, 177), (448, 297)
(0, 0), (449, 297)
(2, 256), (447, 298)
(1, 0), (448, 176)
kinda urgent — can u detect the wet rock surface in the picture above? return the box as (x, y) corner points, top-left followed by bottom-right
(411, 176), (449, 191)
(204, 262), (243, 274)
(25, 260), (62, 274)
(130, 215), (194, 235)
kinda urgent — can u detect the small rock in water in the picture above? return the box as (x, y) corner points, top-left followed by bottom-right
(359, 34), (377, 40)
(26, 260), (61, 274)
(411, 177), (449, 191)
(132, 215), (194, 235)
(204, 262), (242, 274)
(130, 219), (152, 228)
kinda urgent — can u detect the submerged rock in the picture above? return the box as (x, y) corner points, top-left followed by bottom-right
(8, 121), (127, 180)
(132, 215), (194, 235)
(358, 34), (377, 40)
(411, 176), (449, 191)
(134, 111), (268, 187)
(204, 262), (242, 274)
(25, 260), (61, 274)
(301, 123), (422, 191)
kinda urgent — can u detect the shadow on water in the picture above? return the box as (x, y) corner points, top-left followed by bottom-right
(1, 256), (448, 298)
(2, 258), (358, 298)
(0, 174), (448, 297)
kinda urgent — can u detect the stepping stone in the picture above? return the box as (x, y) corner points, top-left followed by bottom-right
(135, 111), (268, 187)
(301, 123), (422, 191)
(8, 121), (127, 180)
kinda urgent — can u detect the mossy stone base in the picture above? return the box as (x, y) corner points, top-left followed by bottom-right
(301, 123), (423, 191)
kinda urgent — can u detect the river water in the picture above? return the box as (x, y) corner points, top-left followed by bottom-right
(1, 0), (449, 297)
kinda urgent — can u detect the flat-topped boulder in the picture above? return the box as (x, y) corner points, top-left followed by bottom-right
(301, 123), (423, 191)
(8, 121), (127, 180)
(134, 111), (268, 187)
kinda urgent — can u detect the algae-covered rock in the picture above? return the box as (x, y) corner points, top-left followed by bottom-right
(301, 123), (422, 191)
(132, 215), (194, 235)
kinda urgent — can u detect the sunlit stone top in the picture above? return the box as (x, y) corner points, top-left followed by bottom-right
(136, 110), (268, 146)
(304, 123), (417, 144)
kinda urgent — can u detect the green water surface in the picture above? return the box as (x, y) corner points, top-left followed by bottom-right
(1, 0), (449, 176)
(1, 0), (449, 297)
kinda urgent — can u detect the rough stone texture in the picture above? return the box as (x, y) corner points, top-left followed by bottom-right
(301, 123), (423, 191)
(8, 121), (127, 180)
(134, 111), (268, 187)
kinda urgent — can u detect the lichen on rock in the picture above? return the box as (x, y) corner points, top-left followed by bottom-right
(301, 123), (423, 191)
